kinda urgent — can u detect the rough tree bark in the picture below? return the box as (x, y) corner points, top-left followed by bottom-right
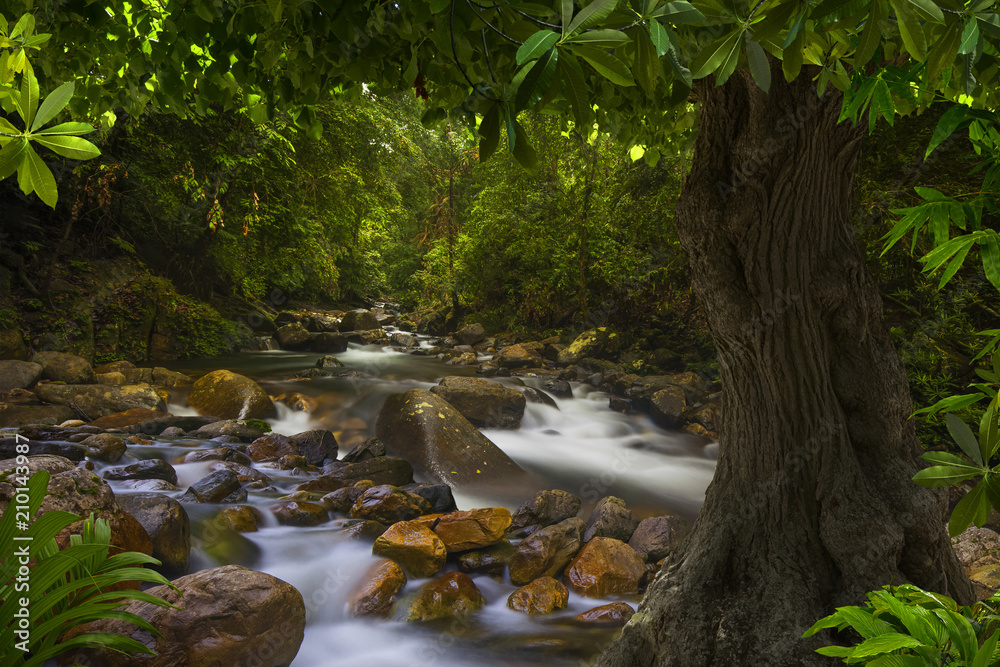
(597, 64), (973, 666)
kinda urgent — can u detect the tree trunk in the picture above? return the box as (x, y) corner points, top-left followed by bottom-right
(597, 65), (973, 666)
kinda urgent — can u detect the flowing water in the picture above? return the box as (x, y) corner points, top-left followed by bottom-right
(99, 338), (717, 666)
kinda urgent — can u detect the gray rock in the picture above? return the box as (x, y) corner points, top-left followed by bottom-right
(584, 496), (639, 543)
(275, 323), (312, 350)
(316, 355), (344, 368)
(288, 429), (338, 465)
(0, 403), (76, 428)
(510, 489), (582, 536)
(182, 469), (247, 503)
(342, 436), (386, 463)
(297, 456), (414, 494)
(628, 515), (690, 562)
(430, 376), (526, 429)
(190, 419), (267, 442)
(80, 433), (127, 463)
(543, 379), (573, 399)
(31, 351), (97, 384)
(455, 323), (486, 347)
(103, 458), (178, 485)
(650, 386), (687, 429)
(313, 332), (349, 353)
(390, 332), (417, 348)
(115, 492), (190, 575)
(341, 309), (380, 331)
(0, 360), (42, 391)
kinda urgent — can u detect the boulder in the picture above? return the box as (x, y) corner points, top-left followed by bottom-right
(297, 456), (414, 494)
(422, 507), (511, 552)
(190, 419), (267, 441)
(689, 402), (720, 432)
(313, 332), (349, 353)
(343, 436), (387, 463)
(375, 389), (523, 487)
(402, 483), (457, 514)
(575, 602), (636, 625)
(121, 367), (193, 387)
(275, 322), (312, 350)
(429, 376), (526, 429)
(248, 433), (296, 462)
(183, 446), (252, 466)
(115, 493), (190, 575)
(0, 328), (28, 360)
(349, 559), (407, 617)
(556, 328), (620, 365)
(457, 541), (515, 577)
(218, 506), (262, 532)
(61, 565), (305, 667)
(181, 469), (247, 503)
(305, 315), (339, 332)
(209, 461), (273, 485)
(953, 526), (1000, 568)
(359, 329), (388, 345)
(372, 520), (447, 578)
(97, 371), (126, 386)
(510, 489), (582, 536)
(31, 351), (96, 384)
(341, 308), (380, 331)
(103, 459), (178, 485)
(287, 429), (338, 465)
(508, 517), (586, 585)
(565, 536), (645, 597)
(507, 576), (568, 615)
(80, 433), (128, 463)
(123, 415), (219, 435)
(0, 360), (42, 391)
(495, 344), (541, 369)
(90, 408), (171, 430)
(350, 484), (428, 524)
(390, 332), (417, 347)
(543, 379), (573, 399)
(456, 323), (486, 346)
(584, 496), (639, 543)
(187, 370), (276, 420)
(315, 355), (344, 368)
(0, 403), (76, 428)
(402, 572), (485, 622)
(270, 500), (328, 527)
(649, 386), (687, 429)
(274, 311), (301, 325)
(32, 383), (166, 419)
(628, 515), (690, 562)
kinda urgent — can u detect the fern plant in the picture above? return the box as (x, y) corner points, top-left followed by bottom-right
(0, 470), (178, 666)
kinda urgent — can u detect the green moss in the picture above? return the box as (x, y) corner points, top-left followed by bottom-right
(238, 418), (272, 433)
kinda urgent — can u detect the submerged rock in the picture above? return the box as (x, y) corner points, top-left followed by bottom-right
(297, 456), (414, 494)
(103, 458), (178, 485)
(457, 540), (515, 577)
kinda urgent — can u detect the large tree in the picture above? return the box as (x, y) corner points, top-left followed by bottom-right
(3, 0), (1000, 663)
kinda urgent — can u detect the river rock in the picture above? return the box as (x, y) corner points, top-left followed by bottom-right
(89, 407), (171, 429)
(187, 370), (276, 420)
(342, 308), (380, 331)
(510, 489), (582, 536)
(350, 484), (429, 524)
(103, 458), (178, 485)
(375, 388), (524, 487)
(629, 515), (690, 562)
(565, 536), (645, 598)
(275, 322), (312, 350)
(556, 328), (620, 365)
(274, 311), (301, 325)
(80, 433), (127, 463)
(507, 576), (568, 615)
(341, 436), (385, 463)
(314, 332), (349, 353)
(123, 415), (219, 436)
(32, 383), (166, 419)
(297, 456), (414, 493)
(688, 402), (720, 432)
(306, 315), (339, 332)
(456, 323), (486, 346)
(349, 559), (407, 617)
(359, 329), (388, 345)
(508, 517), (586, 585)
(628, 373), (708, 410)
(495, 343), (541, 369)
(402, 483), (457, 514)
(183, 446), (252, 466)
(115, 493), (190, 575)
(316, 355), (344, 369)
(0, 403), (76, 428)
(457, 540), (515, 577)
(120, 367), (192, 387)
(423, 507), (511, 552)
(209, 461), (273, 485)
(0, 360), (42, 391)
(584, 496), (639, 543)
(372, 520), (447, 578)
(429, 376), (526, 429)
(0, 328), (27, 360)
(248, 433), (296, 462)
(403, 572), (485, 621)
(390, 332), (417, 347)
(288, 429), (338, 465)
(270, 500), (328, 526)
(953, 527), (1000, 568)
(543, 379), (573, 399)
(649, 386), (687, 429)
(31, 351), (97, 384)
(218, 505), (262, 532)
(97, 371), (125, 385)
(190, 419), (267, 442)
(575, 602), (636, 625)
(181, 469), (247, 503)
(60, 565), (305, 667)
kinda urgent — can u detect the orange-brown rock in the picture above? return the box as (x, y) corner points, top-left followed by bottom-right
(564, 536), (645, 598)
(90, 408), (171, 429)
(508, 517), (585, 585)
(350, 484), (427, 524)
(269, 501), (328, 527)
(575, 602), (636, 625)
(349, 559), (407, 617)
(218, 506), (262, 532)
(507, 576), (568, 615)
(372, 520), (447, 578)
(404, 572), (486, 621)
(423, 507), (512, 552)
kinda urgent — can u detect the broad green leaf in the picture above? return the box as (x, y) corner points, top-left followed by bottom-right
(815, 645), (855, 657)
(565, 0), (618, 38)
(933, 608), (979, 661)
(559, 54), (593, 128)
(651, 0), (707, 22)
(959, 20), (981, 54)
(35, 121), (97, 136)
(510, 118), (537, 169)
(752, 1), (799, 42)
(516, 47), (558, 111)
(855, 0), (887, 66)
(979, 13), (1000, 40)
(633, 26), (659, 93)
(947, 412), (984, 466)
(21, 142), (57, 207)
(569, 45), (635, 85)
(926, 22), (961, 78)
(0, 116), (20, 137)
(649, 20), (671, 57)
(926, 105), (971, 158)
(833, 605), (897, 639)
(972, 630), (1000, 667)
(0, 135), (27, 179)
(691, 29), (742, 80)
(479, 105), (501, 162)
(890, 0), (927, 61)
(18, 64), (39, 128)
(666, 46), (692, 88)
(982, 400), (1000, 463)
(850, 632), (927, 657)
(745, 37), (771, 92)
(562, 0), (575, 29)
(782, 26), (805, 81)
(935, 237), (976, 288)
(982, 234), (1000, 291)
(920, 450), (982, 469)
(563, 29), (630, 46)
(912, 465), (979, 487)
(913, 392), (987, 415)
(10, 13), (34, 39)
(949, 481), (990, 537)
(30, 81), (75, 131)
(32, 134), (101, 160)
(517, 30), (559, 65)
(962, 52), (977, 95)
(714, 30), (743, 86)
(901, 0), (944, 22)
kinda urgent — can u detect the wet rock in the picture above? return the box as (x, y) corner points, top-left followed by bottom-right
(80, 433), (127, 463)
(0, 437), (86, 460)
(402, 572), (485, 621)
(584, 496), (639, 543)
(274, 311), (302, 325)
(390, 332), (417, 347)
(628, 373), (708, 411)
(103, 458), (178, 485)
(508, 517), (586, 585)
(116, 493), (190, 575)
(350, 559), (407, 617)
(248, 433), (296, 462)
(270, 500), (328, 526)
(342, 436), (386, 463)
(31, 351), (97, 384)
(430, 376), (526, 429)
(183, 446), (252, 466)
(190, 419), (267, 442)
(457, 540), (515, 577)
(455, 323), (486, 347)
(350, 484), (429, 524)
(182, 469), (247, 503)
(372, 520), (447, 578)
(124, 415), (219, 435)
(0, 403), (77, 428)
(275, 392), (317, 412)
(342, 519), (389, 541)
(208, 461), (273, 485)
(688, 402), (720, 432)
(507, 576), (569, 615)
(495, 343), (541, 369)
(33, 383), (166, 418)
(649, 386), (687, 429)
(89, 408), (171, 430)
(556, 328), (620, 365)
(628, 515), (690, 562)
(565, 536), (645, 597)
(609, 396), (631, 413)
(575, 602), (636, 625)
(510, 489), (582, 537)
(313, 332), (349, 353)
(342, 309), (380, 331)
(375, 388), (523, 487)
(316, 354), (344, 368)
(187, 370), (276, 421)
(360, 329), (388, 345)
(306, 315), (340, 333)
(424, 507), (512, 552)
(298, 456), (414, 494)
(275, 322), (312, 350)
(60, 565), (305, 667)
(288, 429), (338, 465)
(447, 351), (478, 365)
(543, 379), (572, 399)
(160, 426), (186, 437)
(402, 483), (457, 514)
(0, 360), (42, 391)
(218, 505), (262, 532)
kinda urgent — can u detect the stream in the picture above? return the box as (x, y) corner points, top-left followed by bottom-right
(100, 336), (718, 666)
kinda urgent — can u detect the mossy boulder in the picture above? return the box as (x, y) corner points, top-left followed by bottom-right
(187, 370), (276, 420)
(33, 383), (166, 418)
(31, 351), (97, 384)
(556, 328), (620, 365)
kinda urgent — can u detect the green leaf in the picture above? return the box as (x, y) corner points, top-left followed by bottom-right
(745, 37), (771, 92)
(901, 0), (944, 22)
(912, 465), (979, 487)
(562, 0), (575, 30)
(950, 481), (990, 537)
(479, 105), (501, 162)
(10, 13), (35, 39)
(926, 22), (961, 78)
(633, 25), (659, 93)
(782, 26), (805, 82)
(510, 118), (537, 169)
(851, 633), (928, 657)
(30, 81), (75, 132)
(926, 105), (971, 158)
(890, 0), (927, 61)
(649, 20), (671, 57)
(517, 30), (559, 65)
(979, 14), (1000, 40)
(947, 412), (985, 466)
(516, 47), (558, 111)
(962, 52), (977, 96)
(913, 392), (987, 416)
(21, 142), (58, 207)
(565, 0), (619, 38)
(563, 29), (630, 46)
(982, 400), (999, 463)
(691, 29), (742, 80)
(981, 234), (1000, 292)
(920, 450), (982, 469)
(569, 44), (635, 85)
(35, 121), (97, 136)
(559, 54), (593, 128)
(833, 605), (897, 639)
(31, 134), (101, 160)
(855, 0), (886, 66)
(652, 1), (707, 23)
(0, 136), (27, 180)
(18, 64), (39, 128)
(972, 630), (1000, 667)
(959, 20), (981, 54)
